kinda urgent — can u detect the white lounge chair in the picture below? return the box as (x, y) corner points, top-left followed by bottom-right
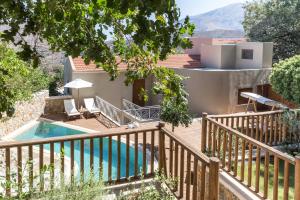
(84, 98), (101, 116)
(64, 99), (81, 118)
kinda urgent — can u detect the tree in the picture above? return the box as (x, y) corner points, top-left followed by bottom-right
(243, 0), (300, 62)
(153, 67), (192, 131)
(0, 0), (195, 129)
(0, 43), (31, 116)
(0, 43), (50, 117)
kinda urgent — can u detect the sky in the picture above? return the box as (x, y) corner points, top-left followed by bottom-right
(176, 0), (247, 18)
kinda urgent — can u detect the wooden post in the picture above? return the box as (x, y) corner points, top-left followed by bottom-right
(5, 148), (10, 197)
(295, 156), (300, 200)
(158, 122), (165, 172)
(208, 157), (220, 200)
(201, 112), (208, 152)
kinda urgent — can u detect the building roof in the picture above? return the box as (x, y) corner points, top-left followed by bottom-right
(71, 54), (201, 72)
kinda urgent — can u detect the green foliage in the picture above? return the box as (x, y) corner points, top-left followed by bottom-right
(243, 0), (300, 62)
(152, 67), (192, 131)
(33, 178), (106, 200)
(0, 161), (106, 200)
(281, 109), (300, 155)
(28, 68), (51, 93)
(49, 67), (64, 96)
(0, 43), (50, 116)
(270, 55), (300, 104)
(0, 0), (195, 129)
(0, 43), (31, 115)
(119, 172), (176, 200)
(0, 0), (194, 72)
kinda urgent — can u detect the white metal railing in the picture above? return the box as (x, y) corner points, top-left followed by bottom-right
(124, 106), (160, 121)
(122, 99), (160, 122)
(122, 98), (142, 109)
(95, 96), (124, 126)
(94, 97), (160, 125)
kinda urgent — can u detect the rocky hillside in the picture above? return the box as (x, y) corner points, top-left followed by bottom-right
(0, 25), (66, 71)
(184, 3), (245, 38)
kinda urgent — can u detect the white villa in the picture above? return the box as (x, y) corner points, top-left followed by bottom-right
(64, 37), (277, 115)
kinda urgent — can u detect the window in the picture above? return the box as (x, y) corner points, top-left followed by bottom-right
(241, 49), (254, 60)
(238, 88), (253, 104)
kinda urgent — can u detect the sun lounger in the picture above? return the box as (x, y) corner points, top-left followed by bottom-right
(84, 98), (101, 115)
(64, 99), (81, 118)
(241, 92), (287, 112)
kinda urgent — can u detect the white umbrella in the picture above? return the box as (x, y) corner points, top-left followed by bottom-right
(64, 79), (93, 109)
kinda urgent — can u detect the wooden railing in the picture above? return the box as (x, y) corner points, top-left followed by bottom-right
(201, 112), (300, 200)
(207, 110), (288, 146)
(0, 123), (219, 200)
(160, 125), (219, 200)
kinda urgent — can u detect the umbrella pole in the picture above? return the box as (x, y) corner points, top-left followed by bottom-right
(77, 89), (80, 110)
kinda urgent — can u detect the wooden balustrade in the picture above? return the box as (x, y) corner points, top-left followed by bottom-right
(202, 112), (300, 200)
(161, 125), (219, 200)
(0, 127), (157, 197)
(208, 110), (288, 146)
(0, 123), (220, 200)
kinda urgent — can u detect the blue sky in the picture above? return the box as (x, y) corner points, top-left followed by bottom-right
(176, 0), (247, 18)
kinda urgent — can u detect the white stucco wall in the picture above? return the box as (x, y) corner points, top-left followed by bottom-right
(170, 68), (272, 115)
(71, 71), (132, 109)
(220, 45), (236, 69)
(235, 42), (264, 69)
(64, 56), (74, 94)
(262, 42), (273, 68)
(200, 44), (222, 68)
(173, 68), (231, 115)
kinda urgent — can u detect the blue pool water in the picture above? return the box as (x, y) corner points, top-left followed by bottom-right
(14, 121), (145, 180)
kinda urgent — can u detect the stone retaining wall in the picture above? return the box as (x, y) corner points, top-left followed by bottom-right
(44, 95), (73, 114)
(0, 90), (49, 137)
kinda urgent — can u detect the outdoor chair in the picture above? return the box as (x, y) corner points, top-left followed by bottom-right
(84, 98), (101, 117)
(64, 99), (81, 119)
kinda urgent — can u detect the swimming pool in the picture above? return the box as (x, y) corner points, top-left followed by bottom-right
(13, 121), (145, 181)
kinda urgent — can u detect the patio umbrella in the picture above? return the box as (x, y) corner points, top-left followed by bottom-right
(64, 79), (93, 109)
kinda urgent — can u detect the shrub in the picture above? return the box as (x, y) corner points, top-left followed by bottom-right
(0, 43), (50, 117)
(27, 68), (50, 93)
(0, 161), (106, 200)
(270, 55), (300, 105)
(0, 43), (31, 116)
(282, 109), (300, 156)
(48, 67), (64, 96)
(119, 172), (176, 200)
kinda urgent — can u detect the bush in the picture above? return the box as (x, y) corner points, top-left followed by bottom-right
(119, 172), (176, 200)
(270, 55), (300, 105)
(48, 67), (64, 96)
(0, 43), (50, 117)
(27, 68), (51, 93)
(282, 109), (300, 156)
(0, 162), (106, 200)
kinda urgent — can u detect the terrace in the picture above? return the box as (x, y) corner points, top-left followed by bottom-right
(1, 106), (299, 199)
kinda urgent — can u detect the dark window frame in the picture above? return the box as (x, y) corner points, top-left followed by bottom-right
(241, 49), (254, 60)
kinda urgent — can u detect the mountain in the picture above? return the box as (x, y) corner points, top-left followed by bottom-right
(184, 3), (245, 38)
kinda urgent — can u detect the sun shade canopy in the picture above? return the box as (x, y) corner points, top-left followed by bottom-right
(241, 92), (287, 109)
(64, 79), (93, 89)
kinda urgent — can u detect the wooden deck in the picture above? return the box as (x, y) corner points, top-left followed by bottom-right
(43, 113), (202, 151)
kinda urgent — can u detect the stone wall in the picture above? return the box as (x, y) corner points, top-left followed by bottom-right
(44, 95), (73, 114)
(0, 90), (49, 137)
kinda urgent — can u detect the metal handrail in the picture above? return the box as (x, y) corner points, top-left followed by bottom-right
(95, 96), (124, 126)
(122, 99), (161, 122)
